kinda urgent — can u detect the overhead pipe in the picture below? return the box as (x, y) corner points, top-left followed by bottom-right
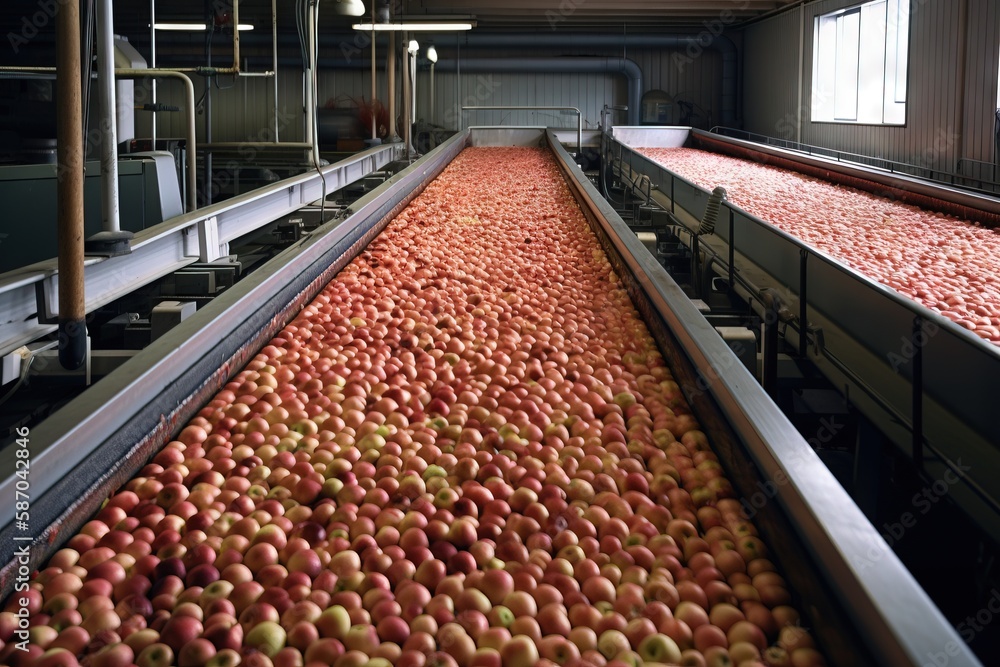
(421, 57), (641, 127)
(252, 55), (643, 127)
(115, 70), (198, 212)
(0, 67), (197, 211)
(221, 31), (739, 126)
(56, 0), (87, 370)
(438, 33), (736, 127)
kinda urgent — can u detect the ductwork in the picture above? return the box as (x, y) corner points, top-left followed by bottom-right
(297, 56), (642, 126)
(237, 31), (739, 126)
(162, 31), (740, 126)
(440, 33), (738, 127)
(434, 57), (642, 126)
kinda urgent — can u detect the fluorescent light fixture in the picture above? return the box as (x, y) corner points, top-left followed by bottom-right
(153, 22), (255, 31)
(426, 45), (438, 63)
(352, 22), (473, 31)
(408, 39), (420, 53)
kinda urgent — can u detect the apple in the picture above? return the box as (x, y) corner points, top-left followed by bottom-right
(244, 620), (287, 657)
(500, 634), (540, 667)
(636, 632), (683, 663)
(177, 638), (217, 667)
(89, 643), (135, 667)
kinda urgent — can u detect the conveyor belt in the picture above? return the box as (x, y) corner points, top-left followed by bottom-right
(0, 128), (979, 667)
(610, 124), (1000, 558)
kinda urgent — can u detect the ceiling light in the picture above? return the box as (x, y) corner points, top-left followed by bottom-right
(352, 22), (474, 32)
(153, 22), (255, 31)
(426, 45), (438, 63)
(407, 39), (420, 53)
(329, 0), (366, 17)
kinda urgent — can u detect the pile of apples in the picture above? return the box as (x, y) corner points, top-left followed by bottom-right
(640, 146), (1000, 345)
(2, 148), (826, 667)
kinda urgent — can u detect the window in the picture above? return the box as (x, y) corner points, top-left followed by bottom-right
(812, 0), (909, 125)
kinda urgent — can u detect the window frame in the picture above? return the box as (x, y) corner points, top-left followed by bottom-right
(811, 0), (911, 127)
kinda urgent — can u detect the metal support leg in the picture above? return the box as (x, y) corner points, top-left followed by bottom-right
(762, 302), (779, 397)
(853, 416), (883, 521)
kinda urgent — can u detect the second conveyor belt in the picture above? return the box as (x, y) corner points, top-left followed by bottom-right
(0, 128), (980, 666)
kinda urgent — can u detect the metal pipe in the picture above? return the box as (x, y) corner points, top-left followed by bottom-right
(304, 3), (315, 147)
(201, 142), (313, 149)
(115, 69), (197, 212)
(796, 4), (804, 145)
(205, 21), (213, 208)
(150, 0), (156, 145)
(954, 0), (969, 170)
(56, 0), (87, 371)
(96, 0), (120, 233)
(430, 57), (641, 131)
(463, 105), (582, 157)
(912, 317), (924, 467)
(430, 62), (435, 126)
(410, 40), (417, 126)
(308, 1), (321, 167)
(81, 0), (95, 145)
(272, 0), (279, 142)
(232, 0), (240, 73)
(370, 2), (376, 142)
(388, 34), (396, 140)
(402, 32), (411, 156)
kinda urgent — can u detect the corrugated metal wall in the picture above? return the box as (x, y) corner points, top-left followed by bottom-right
(741, 0), (1000, 178)
(147, 46), (724, 143)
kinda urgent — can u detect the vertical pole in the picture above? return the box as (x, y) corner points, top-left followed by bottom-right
(762, 306), (779, 398)
(57, 0), (87, 370)
(304, 3), (315, 148)
(150, 0), (156, 145)
(912, 316), (924, 469)
(232, 0), (240, 72)
(402, 32), (411, 156)
(205, 30), (213, 207)
(728, 208), (735, 288)
(799, 249), (808, 357)
(430, 63), (435, 127)
(272, 0), (279, 142)
(387, 33), (396, 140)
(96, 0), (120, 233)
(370, 3), (376, 141)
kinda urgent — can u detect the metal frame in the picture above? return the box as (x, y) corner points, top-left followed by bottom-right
(607, 129), (1000, 543)
(551, 129), (980, 666)
(0, 139), (439, 594)
(463, 106), (582, 156)
(0, 143), (404, 360)
(0, 124), (979, 664)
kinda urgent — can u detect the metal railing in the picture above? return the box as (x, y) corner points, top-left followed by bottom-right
(709, 126), (1000, 195)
